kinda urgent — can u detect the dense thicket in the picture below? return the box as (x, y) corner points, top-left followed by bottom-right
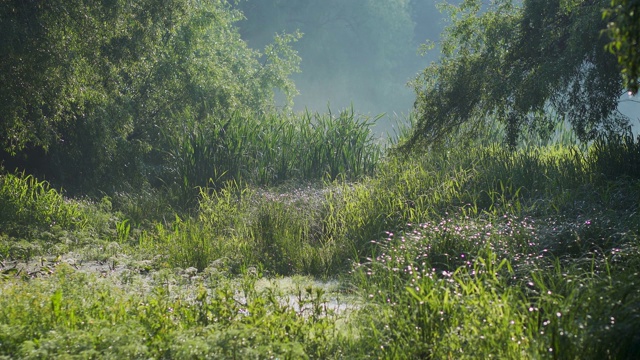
(0, 0), (299, 194)
(405, 0), (630, 150)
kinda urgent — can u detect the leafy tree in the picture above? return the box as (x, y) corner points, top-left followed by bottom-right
(0, 0), (186, 153)
(0, 0), (300, 193)
(404, 0), (629, 150)
(604, 0), (640, 94)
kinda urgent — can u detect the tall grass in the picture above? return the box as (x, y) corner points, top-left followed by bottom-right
(142, 182), (335, 275)
(163, 108), (382, 209)
(589, 132), (640, 180)
(321, 143), (588, 264)
(0, 170), (86, 236)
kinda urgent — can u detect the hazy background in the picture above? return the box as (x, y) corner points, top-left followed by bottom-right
(234, 0), (445, 136)
(233, 0), (639, 136)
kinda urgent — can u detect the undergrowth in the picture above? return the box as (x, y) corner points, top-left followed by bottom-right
(2, 128), (640, 358)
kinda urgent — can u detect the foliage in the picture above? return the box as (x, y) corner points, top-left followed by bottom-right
(0, 171), (85, 236)
(0, 0), (300, 194)
(3, 123), (640, 357)
(1, 0), (385, 206)
(341, 128), (640, 359)
(2, 1), (640, 354)
(0, 265), (346, 359)
(147, 183), (251, 272)
(143, 182), (335, 275)
(353, 222), (640, 359)
(406, 0), (628, 150)
(589, 132), (640, 180)
(604, 0), (640, 94)
(148, 123), (640, 276)
(163, 107), (382, 209)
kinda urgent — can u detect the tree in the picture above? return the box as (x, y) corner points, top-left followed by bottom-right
(604, 0), (640, 94)
(0, 0), (300, 193)
(404, 0), (629, 150)
(0, 0), (188, 153)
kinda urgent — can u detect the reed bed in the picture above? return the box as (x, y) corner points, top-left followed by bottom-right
(163, 108), (382, 208)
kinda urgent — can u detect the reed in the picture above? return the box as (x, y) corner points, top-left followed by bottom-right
(163, 108), (382, 209)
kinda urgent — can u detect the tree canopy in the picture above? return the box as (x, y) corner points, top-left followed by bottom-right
(405, 0), (630, 150)
(604, 0), (640, 95)
(0, 0), (299, 191)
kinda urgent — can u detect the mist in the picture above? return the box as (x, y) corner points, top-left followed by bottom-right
(234, 0), (640, 137)
(234, 0), (446, 137)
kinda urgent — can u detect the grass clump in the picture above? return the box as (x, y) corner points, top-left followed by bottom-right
(163, 108), (382, 209)
(0, 171), (86, 236)
(141, 181), (337, 275)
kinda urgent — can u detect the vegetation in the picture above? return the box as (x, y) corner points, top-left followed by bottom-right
(3, 128), (640, 358)
(604, 0), (640, 94)
(161, 108), (382, 209)
(406, 0), (629, 149)
(0, 0), (301, 194)
(2, 0), (640, 358)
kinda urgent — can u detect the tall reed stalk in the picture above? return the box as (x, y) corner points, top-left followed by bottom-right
(164, 108), (382, 208)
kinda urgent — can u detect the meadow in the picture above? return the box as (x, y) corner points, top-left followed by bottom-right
(1, 112), (640, 359)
